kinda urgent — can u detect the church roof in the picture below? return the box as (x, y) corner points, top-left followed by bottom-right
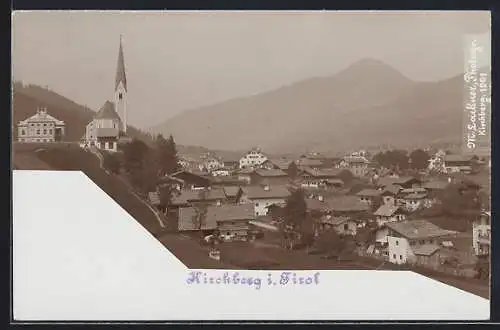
(95, 101), (121, 121)
(115, 37), (127, 91)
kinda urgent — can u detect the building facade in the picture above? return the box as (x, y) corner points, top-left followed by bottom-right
(472, 211), (490, 256)
(17, 107), (65, 143)
(239, 148), (268, 169)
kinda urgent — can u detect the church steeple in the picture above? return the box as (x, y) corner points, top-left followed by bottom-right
(115, 35), (127, 92)
(114, 35), (128, 133)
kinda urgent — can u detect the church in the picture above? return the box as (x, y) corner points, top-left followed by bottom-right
(81, 36), (131, 152)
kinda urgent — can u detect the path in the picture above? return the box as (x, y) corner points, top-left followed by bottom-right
(89, 147), (165, 229)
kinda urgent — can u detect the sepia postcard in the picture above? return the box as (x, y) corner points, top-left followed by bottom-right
(11, 10), (491, 321)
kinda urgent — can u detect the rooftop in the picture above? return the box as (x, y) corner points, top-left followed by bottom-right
(254, 168), (288, 177)
(242, 185), (291, 199)
(19, 108), (65, 125)
(170, 188), (226, 205)
(301, 167), (344, 178)
(222, 186), (242, 197)
(373, 204), (402, 217)
(422, 181), (449, 190)
(178, 204), (255, 231)
(444, 155), (474, 163)
(386, 220), (457, 240)
(412, 244), (441, 256)
(356, 188), (382, 197)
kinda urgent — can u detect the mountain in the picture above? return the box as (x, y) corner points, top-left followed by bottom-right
(150, 58), (478, 154)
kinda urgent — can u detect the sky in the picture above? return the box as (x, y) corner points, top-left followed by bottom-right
(12, 11), (490, 129)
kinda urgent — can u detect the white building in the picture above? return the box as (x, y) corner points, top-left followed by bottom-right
(376, 219), (456, 265)
(81, 36), (129, 152)
(472, 211), (490, 256)
(17, 107), (65, 143)
(239, 148), (268, 169)
(240, 183), (290, 217)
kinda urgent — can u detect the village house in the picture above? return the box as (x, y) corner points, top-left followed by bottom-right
(373, 204), (406, 227)
(177, 204), (255, 242)
(376, 176), (422, 190)
(401, 192), (429, 212)
(240, 183), (291, 217)
(262, 158), (299, 178)
(81, 37), (130, 152)
(427, 149), (446, 173)
(178, 155), (204, 172)
(319, 215), (358, 236)
(239, 148), (268, 169)
(211, 176), (248, 187)
(379, 185), (402, 206)
(236, 167), (255, 184)
(472, 210), (490, 256)
(17, 107), (66, 143)
(307, 195), (371, 236)
(356, 188), (382, 206)
(296, 157), (326, 170)
(443, 154), (475, 174)
(168, 170), (213, 190)
(375, 219), (457, 265)
(202, 155), (224, 172)
(298, 167), (345, 189)
(339, 155), (370, 177)
(223, 159), (240, 171)
(251, 169), (290, 186)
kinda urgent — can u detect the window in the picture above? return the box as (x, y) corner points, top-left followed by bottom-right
(393, 254), (396, 259)
(118, 93), (123, 100)
(343, 223), (349, 230)
(43, 129), (47, 134)
(395, 240), (399, 246)
(255, 203), (259, 207)
(49, 129), (53, 134)
(21, 129), (25, 135)
(43, 123), (47, 127)
(399, 255), (403, 260)
(36, 129), (40, 135)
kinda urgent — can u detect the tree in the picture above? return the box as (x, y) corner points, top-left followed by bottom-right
(409, 149), (430, 170)
(282, 189), (308, 250)
(314, 229), (346, 254)
(287, 162), (299, 179)
(122, 138), (149, 174)
(337, 169), (355, 185)
(155, 134), (181, 176)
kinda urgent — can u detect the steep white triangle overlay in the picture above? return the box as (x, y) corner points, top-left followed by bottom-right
(13, 171), (490, 321)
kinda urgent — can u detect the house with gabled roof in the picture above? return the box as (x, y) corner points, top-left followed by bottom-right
(356, 188), (382, 205)
(376, 219), (457, 265)
(373, 204), (406, 227)
(18, 107), (66, 143)
(177, 204), (255, 242)
(240, 183), (291, 217)
(251, 168), (290, 185)
(444, 154), (475, 174)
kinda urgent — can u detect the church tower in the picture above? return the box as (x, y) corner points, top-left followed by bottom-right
(114, 35), (128, 133)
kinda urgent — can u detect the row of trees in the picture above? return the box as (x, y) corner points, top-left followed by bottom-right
(371, 149), (430, 171)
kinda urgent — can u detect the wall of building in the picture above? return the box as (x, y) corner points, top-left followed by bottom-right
(387, 236), (413, 264)
(252, 198), (287, 217)
(334, 220), (357, 236)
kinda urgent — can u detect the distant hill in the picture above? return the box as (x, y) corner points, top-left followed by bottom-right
(11, 83), (243, 160)
(150, 58), (488, 154)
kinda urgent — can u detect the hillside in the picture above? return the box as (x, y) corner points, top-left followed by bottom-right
(11, 83), (246, 160)
(12, 83), (155, 144)
(151, 59), (487, 154)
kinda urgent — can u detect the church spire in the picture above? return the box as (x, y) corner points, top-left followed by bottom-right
(115, 35), (127, 92)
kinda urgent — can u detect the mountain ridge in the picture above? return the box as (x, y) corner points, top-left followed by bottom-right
(150, 58), (475, 154)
